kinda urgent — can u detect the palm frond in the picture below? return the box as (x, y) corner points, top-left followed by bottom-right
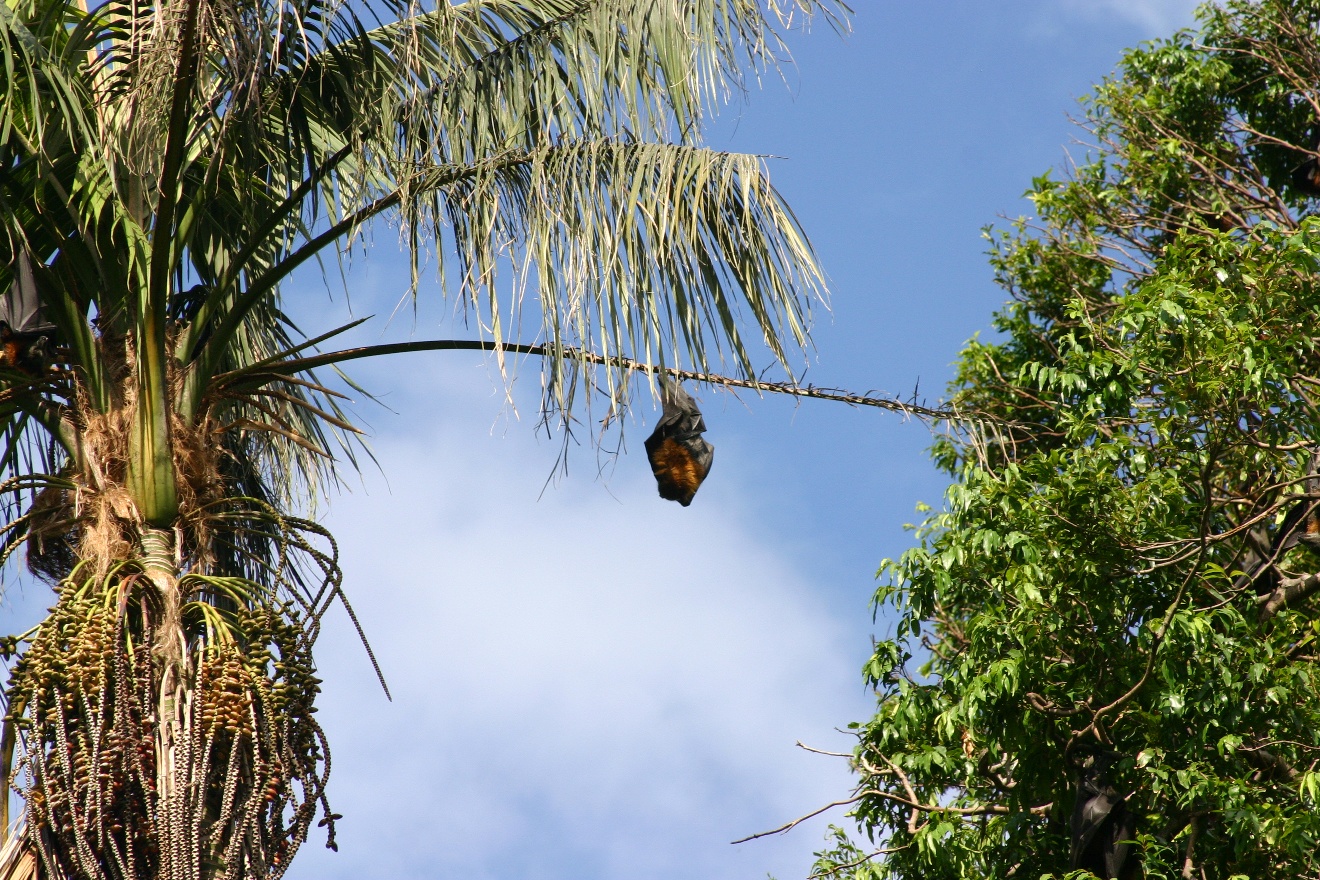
(423, 137), (823, 410)
(0, 0), (845, 570)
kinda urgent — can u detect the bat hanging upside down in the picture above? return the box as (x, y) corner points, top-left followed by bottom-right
(0, 254), (54, 377)
(644, 385), (714, 507)
(1070, 750), (1138, 880)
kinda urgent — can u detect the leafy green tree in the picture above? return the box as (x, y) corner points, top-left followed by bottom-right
(814, 2), (1320, 878)
(0, 0), (854, 877)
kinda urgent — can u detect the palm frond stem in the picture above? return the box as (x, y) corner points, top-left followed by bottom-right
(215, 338), (954, 421)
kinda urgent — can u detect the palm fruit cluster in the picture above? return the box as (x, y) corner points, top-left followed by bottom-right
(195, 646), (253, 739)
(0, 571), (336, 879)
(0, 497), (350, 880)
(232, 601), (336, 865)
(4, 583), (159, 879)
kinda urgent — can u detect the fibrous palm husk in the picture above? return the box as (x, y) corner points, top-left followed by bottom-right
(0, 830), (37, 880)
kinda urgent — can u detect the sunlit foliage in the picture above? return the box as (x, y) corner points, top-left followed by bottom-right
(818, 3), (1320, 878)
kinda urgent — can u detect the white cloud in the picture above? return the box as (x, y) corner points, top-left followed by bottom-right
(1056, 0), (1201, 35)
(283, 381), (875, 880)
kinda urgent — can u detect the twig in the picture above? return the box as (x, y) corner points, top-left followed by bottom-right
(809, 844), (909, 878)
(730, 796), (865, 844)
(1073, 560), (1197, 747)
(795, 741), (853, 758)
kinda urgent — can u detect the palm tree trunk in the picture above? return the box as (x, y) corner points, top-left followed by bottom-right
(139, 526), (190, 880)
(128, 350), (179, 529)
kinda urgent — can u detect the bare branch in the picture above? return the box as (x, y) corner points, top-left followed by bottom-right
(795, 741), (853, 759)
(730, 795), (865, 844)
(731, 788), (1052, 845)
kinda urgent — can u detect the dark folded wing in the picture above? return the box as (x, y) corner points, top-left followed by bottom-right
(1071, 788), (1119, 867)
(1, 254), (52, 333)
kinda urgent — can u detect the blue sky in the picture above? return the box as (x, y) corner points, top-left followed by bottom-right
(0, 2), (1200, 879)
(277, 4), (1205, 880)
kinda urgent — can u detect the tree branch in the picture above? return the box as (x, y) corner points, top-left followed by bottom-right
(1259, 571), (1320, 620)
(1182, 816), (1199, 880)
(1241, 744), (1301, 782)
(731, 787), (1051, 845)
(1025, 692), (1087, 717)
(795, 740), (853, 758)
(730, 795), (866, 844)
(877, 753), (923, 835)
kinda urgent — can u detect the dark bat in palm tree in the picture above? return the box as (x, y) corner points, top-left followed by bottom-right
(0, 254), (55, 376)
(644, 384), (714, 506)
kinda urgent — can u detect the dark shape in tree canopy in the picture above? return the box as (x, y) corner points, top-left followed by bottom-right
(1070, 751), (1136, 880)
(806, 1), (1320, 877)
(0, 255), (55, 376)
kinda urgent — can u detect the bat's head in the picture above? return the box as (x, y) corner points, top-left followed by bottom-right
(27, 336), (49, 366)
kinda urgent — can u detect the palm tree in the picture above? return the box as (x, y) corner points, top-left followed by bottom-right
(0, 0), (850, 877)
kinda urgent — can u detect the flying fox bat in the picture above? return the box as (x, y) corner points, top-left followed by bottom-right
(0, 254), (54, 376)
(644, 384), (714, 507)
(1232, 448), (1320, 604)
(1295, 154), (1320, 197)
(1071, 751), (1138, 880)
(1294, 130), (1320, 197)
